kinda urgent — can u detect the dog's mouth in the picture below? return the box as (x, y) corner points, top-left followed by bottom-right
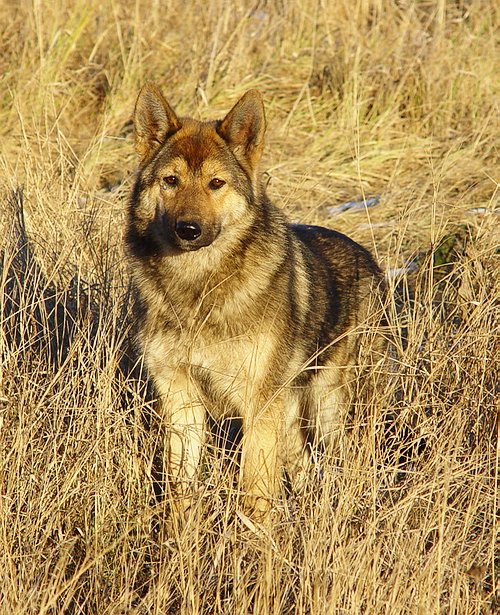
(172, 231), (220, 251)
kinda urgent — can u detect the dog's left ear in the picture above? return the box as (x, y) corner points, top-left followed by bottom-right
(218, 90), (266, 169)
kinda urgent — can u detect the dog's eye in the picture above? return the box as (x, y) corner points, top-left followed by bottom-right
(209, 178), (226, 190)
(161, 175), (178, 188)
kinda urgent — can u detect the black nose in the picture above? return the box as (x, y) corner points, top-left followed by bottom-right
(175, 220), (202, 241)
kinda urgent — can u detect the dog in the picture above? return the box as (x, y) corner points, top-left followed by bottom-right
(126, 83), (387, 519)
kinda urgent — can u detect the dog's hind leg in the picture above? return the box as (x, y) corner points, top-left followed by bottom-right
(282, 391), (311, 494)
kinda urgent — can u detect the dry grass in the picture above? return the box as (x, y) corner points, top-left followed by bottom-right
(0, 1), (498, 613)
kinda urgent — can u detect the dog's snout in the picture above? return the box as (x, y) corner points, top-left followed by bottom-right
(175, 220), (202, 241)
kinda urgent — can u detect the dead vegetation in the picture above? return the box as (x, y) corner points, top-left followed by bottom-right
(0, 1), (498, 613)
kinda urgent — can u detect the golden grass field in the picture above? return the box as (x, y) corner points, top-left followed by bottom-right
(0, 1), (498, 613)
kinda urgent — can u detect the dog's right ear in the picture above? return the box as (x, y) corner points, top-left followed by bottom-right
(134, 83), (181, 162)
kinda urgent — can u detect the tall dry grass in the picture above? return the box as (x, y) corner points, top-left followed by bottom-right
(0, 1), (498, 613)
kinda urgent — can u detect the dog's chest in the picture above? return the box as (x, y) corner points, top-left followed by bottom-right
(144, 325), (277, 414)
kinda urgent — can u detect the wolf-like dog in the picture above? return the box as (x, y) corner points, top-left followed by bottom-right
(127, 83), (387, 519)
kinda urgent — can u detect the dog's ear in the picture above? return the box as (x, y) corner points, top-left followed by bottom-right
(218, 90), (266, 169)
(134, 83), (181, 162)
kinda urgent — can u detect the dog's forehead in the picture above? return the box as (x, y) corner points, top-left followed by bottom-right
(165, 119), (227, 171)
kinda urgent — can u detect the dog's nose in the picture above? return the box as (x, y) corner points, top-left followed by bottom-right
(175, 220), (202, 241)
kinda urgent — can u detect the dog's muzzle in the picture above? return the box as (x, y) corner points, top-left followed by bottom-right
(169, 218), (220, 251)
(175, 220), (202, 242)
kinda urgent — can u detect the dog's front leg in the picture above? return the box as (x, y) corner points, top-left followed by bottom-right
(156, 370), (206, 522)
(240, 403), (282, 520)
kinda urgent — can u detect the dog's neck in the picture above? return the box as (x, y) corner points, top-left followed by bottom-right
(133, 197), (289, 334)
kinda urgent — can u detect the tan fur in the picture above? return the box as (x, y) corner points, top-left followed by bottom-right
(127, 83), (388, 520)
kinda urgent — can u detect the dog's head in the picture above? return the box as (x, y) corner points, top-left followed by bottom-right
(128, 83), (266, 255)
